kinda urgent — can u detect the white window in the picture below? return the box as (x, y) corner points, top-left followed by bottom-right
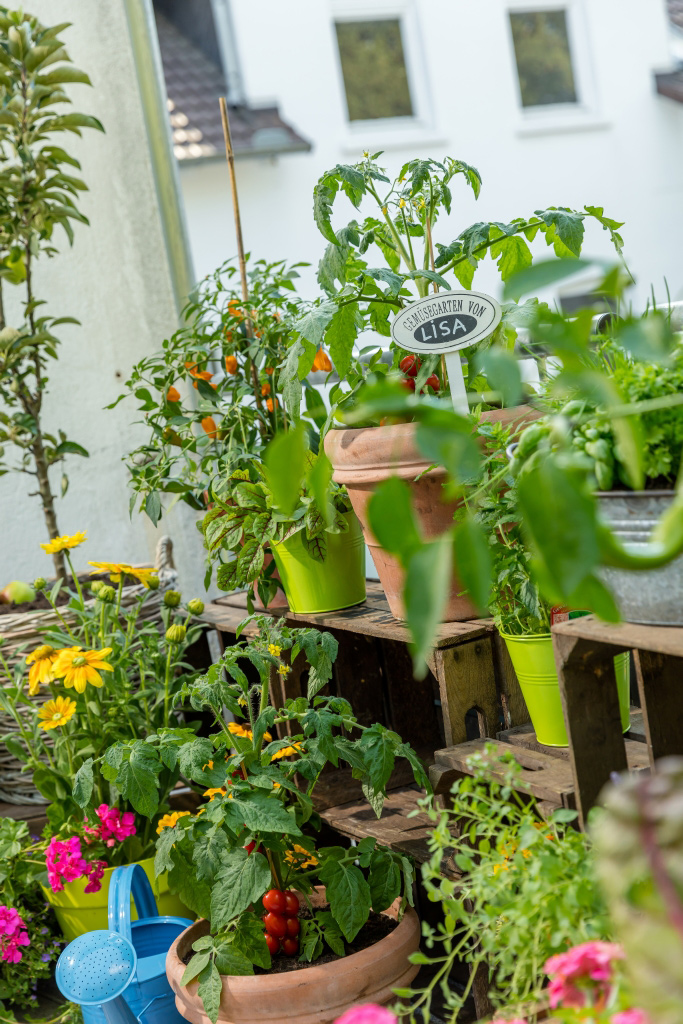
(507, 1), (605, 135)
(331, 0), (442, 152)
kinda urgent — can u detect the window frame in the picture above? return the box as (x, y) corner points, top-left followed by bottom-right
(506, 0), (605, 135)
(330, 0), (442, 151)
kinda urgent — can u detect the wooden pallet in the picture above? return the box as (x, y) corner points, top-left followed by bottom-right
(552, 616), (683, 827)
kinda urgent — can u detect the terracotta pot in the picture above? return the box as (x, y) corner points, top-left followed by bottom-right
(166, 894), (420, 1024)
(324, 407), (538, 621)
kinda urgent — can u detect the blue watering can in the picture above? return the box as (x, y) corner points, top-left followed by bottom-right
(56, 864), (192, 1024)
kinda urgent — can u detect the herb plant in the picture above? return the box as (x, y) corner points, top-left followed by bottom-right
(107, 616), (429, 1023)
(0, 10), (103, 577)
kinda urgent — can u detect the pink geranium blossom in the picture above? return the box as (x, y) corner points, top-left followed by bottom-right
(84, 859), (107, 894)
(612, 1012), (651, 1024)
(545, 941), (624, 1009)
(46, 836), (90, 892)
(0, 905), (30, 964)
(85, 804), (136, 846)
(335, 1005), (397, 1024)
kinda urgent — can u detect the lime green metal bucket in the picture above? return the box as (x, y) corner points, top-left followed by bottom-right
(501, 632), (630, 747)
(43, 856), (190, 942)
(271, 512), (366, 614)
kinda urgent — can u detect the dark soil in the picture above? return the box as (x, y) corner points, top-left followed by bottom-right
(181, 907), (398, 976)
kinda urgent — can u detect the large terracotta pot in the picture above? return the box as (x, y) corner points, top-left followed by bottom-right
(325, 407), (537, 621)
(166, 895), (420, 1024)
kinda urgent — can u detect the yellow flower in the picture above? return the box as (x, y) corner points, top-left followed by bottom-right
(284, 844), (318, 869)
(37, 696), (77, 731)
(228, 721), (272, 743)
(270, 743), (302, 761)
(26, 645), (58, 695)
(268, 644), (281, 657)
(53, 646), (113, 693)
(398, 198), (407, 208)
(156, 810), (190, 834)
(40, 532), (87, 555)
(237, 697), (247, 707)
(277, 664), (291, 677)
(88, 562), (159, 588)
(203, 787), (227, 800)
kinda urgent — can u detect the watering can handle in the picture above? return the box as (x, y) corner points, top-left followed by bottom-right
(108, 864), (158, 944)
(136, 994), (167, 1024)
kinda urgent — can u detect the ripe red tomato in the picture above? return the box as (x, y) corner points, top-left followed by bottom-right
(244, 841), (256, 855)
(284, 891), (299, 915)
(264, 933), (280, 955)
(285, 916), (300, 937)
(263, 890), (286, 914)
(282, 937), (299, 956)
(263, 912), (287, 939)
(400, 377), (416, 392)
(399, 354), (420, 378)
(424, 374), (440, 392)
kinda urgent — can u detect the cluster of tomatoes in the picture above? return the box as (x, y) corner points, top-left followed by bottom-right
(399, 354), (440, 393)
(262, 888), (301, 957)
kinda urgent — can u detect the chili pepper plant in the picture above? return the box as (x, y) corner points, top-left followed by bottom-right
(100, 616), (428, 1023)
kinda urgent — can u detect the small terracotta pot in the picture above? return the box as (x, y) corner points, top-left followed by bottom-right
(166, 894), (420, 1024)
(325, 407), (537, 621)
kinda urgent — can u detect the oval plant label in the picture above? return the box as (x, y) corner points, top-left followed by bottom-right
(391, 290), (502, 354)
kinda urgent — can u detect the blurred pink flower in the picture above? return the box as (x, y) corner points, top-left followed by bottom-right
(84, 859), (107, 894)
(0, 905), (30, 963)
(612, 1012), (651, 1024)
(545, 941), (624, 1008)
(335, 1005), (397, 1024)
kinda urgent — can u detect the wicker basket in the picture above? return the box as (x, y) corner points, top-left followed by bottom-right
(0, 537), (178, 805)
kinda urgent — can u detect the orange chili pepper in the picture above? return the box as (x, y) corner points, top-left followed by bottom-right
(225, 355), (238, 374)
(201, 416), (218, 438)
(312, 349), (332, 372)
(167, 386), (180, 403)
(261, 382), (271, 397)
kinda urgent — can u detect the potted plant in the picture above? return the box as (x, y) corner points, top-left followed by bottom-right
(279, 154), (624, 620)
(0, 10), (103, 580)
(96, 615), (427, 1023)
(0, 533), (206, 938)
(201, 432), (366, 614)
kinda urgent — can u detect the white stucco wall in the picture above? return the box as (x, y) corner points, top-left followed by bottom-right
(0, 0), (208, 597)
(179, 0), (683, 311)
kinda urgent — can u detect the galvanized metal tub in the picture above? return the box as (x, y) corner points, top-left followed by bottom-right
(597, 490), (683, 626)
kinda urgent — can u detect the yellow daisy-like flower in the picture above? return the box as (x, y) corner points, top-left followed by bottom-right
(53, 646), (113, 693)
(37, 696), (77, 731)
(228, 722), (272, 743)
(203, 787), (227, 800)
(88, 562), (159, 588)
(40, 532), (87, 555)
(268, 644), (281, 657)
(26, 645), (58, 696)
(270, 743), (302, 761)
(156, 811), (190, 834)
(277, 664), (291, 677)
(284, 844), (318, 869)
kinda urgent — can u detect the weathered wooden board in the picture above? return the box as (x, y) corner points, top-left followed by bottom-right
(552, 615), (683, 659)
(634, 650), (683, 764)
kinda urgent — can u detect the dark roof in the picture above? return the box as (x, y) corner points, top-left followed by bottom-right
(669, 1), (683, 30)
(154, 11), (311, 162)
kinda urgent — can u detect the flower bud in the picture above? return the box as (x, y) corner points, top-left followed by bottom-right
(166, 624), (186, 645)
(187, 599), (204, 616)
(146, 575), (160, 591)
(33, 577), (47, 592)
(163, 590), (181, 608)
(97, 585), (116, 604)
(90, 580), (104, 595)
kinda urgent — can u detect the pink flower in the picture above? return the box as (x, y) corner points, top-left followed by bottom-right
(545, 941), (624, 1009)
(493, 1019), (527, 1024)
(335, 1006), (397, 1024)
(0, 905), (23, 937)
(0, 906), (30, 963)
(612, 1012), (651, 1024)
(46, 836), (90, 892)
(84, 859), (107, 894)
(86, 804), (136, 845)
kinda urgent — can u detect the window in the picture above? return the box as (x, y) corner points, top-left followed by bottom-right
(335, 19), (413, 121)
(509, 10), (578, 107)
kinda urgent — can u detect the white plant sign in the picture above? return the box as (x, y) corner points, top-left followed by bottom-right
(391, 290), (502, 414)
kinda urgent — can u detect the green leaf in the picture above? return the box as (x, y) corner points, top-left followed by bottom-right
(367, 477), (421, 563)
(406, 269), (452, 291)
(168, 847), (212, 919)
(405, 535), (453, 675)
(38, 67), (92, 86)
(193, 830), (230, 883)
(325, 301), (361, 380)
(503, 257), (597, 301)
(233, 913), (272, 969)
(368, 851), (401, 912)
(313, 178), (339, 244)
(308, 453), (334, 528)
(223, 792), (302, 836)
(264, 426), (306, 516)
(490, 234), (533, 282)
(116, 741), (161, 818)
(145, 491), (162, 526)
(537, 208), (585, 257)
(296, 301), (338, 347)
(319, 858), (371, 941)
(72, 757), (93, 808)
(474, 348), (523, 407)
(197, 961), (222, 1024)
(301, 530), (327, 562)
(453, 516), (492, 612)
(210, 848), (272, 930)
(155, 825), (180, 875)
(236, 538), (265, 584)
(213, 942), (255, 977)
(181, 950), (211, 986)
(359, 723), (396, 793)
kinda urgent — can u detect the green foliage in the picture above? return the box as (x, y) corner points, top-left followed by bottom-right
(0, 10), (103, 571)
(396, 749), (610, 1022)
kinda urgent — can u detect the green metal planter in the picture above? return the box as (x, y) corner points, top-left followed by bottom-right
(501, 632), (630, 747)
(271, 512), (366, 614)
